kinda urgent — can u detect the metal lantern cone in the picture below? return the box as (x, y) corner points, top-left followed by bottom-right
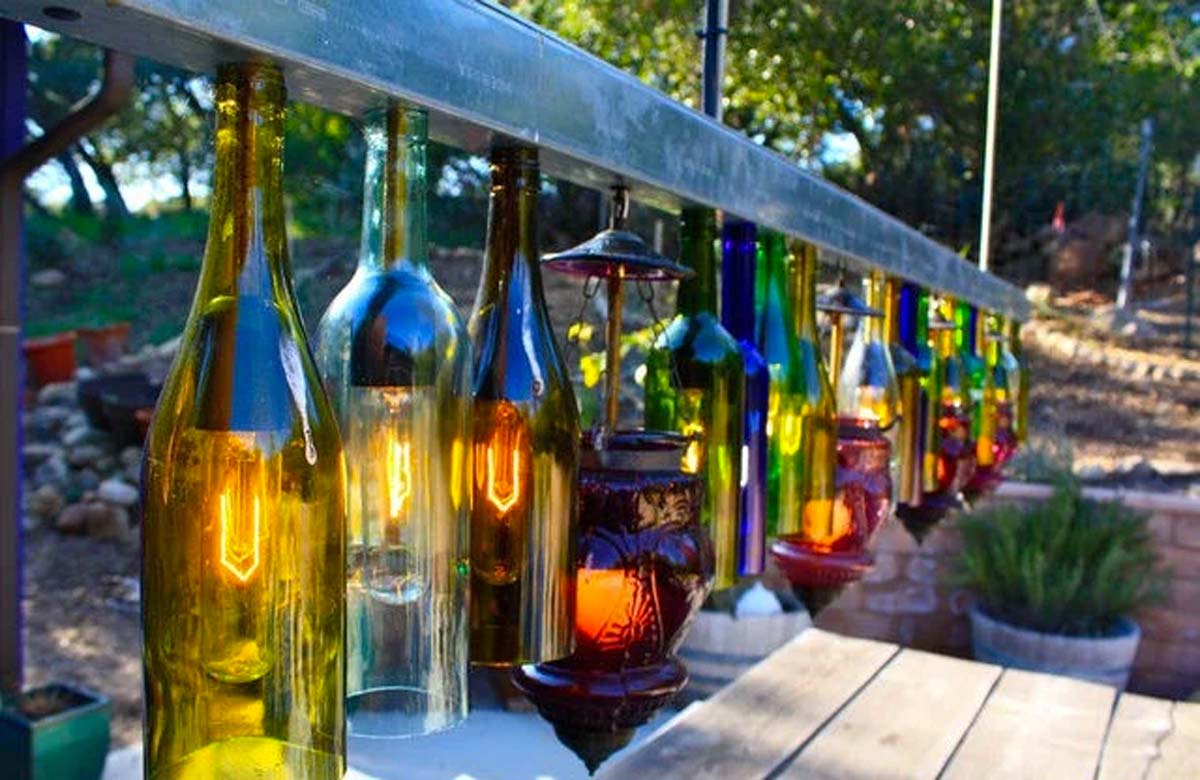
(513, 189), (711, 773)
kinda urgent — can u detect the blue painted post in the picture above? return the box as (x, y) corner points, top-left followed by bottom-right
(0, 18), (27, 701)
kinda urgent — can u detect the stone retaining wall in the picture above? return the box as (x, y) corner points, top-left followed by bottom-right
(815, 482), (1200, 698)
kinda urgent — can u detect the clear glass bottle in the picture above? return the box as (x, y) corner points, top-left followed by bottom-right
(721, 220), (767, 576)
(644, 208), (745, 590)
(468, 147), (579, 666)
(315, 105), (470, 736)
(141, 62), (345, 779)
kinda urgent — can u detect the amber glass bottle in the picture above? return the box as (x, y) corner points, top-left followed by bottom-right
(886, 278), (923, 508)
(141, 63), (345, 779)
(644, 208), (745, 590)
(315, 105), (470, 735)
(468, 147), (578, 666)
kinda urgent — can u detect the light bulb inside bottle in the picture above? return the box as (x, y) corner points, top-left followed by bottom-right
(346, 387), (425, 606)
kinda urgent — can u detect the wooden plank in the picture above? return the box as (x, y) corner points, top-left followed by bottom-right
(777, 649), (1002, 780)
(596, 628), (899, 780)
(940, 669), (1116, 780)
(1097, 693), (1175, 780)
(1099, 696), (1200, 780)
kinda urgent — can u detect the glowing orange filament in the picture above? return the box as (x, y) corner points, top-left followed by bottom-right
(219, 490), (262, 583)
(386, 435), (413, 518)
(485, 444), (521, 514)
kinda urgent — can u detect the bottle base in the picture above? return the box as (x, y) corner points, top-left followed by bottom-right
(148, 736), (343, 780)
(347, 685), (466, 738)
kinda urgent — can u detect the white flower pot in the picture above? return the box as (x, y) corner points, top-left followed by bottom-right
(969, 606), (1141, 689)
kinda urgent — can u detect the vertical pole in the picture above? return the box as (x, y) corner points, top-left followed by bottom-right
(605, 273), (624, 432)
(700, 0), (729, 121)
(977, 0), (1003, 272)
(0, 19), (27, 701)
(1117, 118), (1154, 312)
(1183, 187), (1198, 352)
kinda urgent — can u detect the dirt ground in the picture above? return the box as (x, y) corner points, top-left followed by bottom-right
(21, 250), (1200, 747)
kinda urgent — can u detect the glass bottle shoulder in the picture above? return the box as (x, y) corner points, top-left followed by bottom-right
(655, 310), (742, 368)
(149, 292), (341, 466)
(317, 265), (469, 381)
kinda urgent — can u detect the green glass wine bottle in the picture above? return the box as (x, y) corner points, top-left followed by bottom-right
(315, 105), (470, 736)
(759, 235), (837, 539)
(644, 208), (744, 589)
(468, 147), (579, 666)
(141, 62), (345, 779)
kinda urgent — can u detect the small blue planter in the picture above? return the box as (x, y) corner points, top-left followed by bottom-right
(0, 683), (111, 780)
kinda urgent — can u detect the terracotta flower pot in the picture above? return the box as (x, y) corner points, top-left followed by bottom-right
(77, 323), (131, 367)
(22, 332), (77, 387)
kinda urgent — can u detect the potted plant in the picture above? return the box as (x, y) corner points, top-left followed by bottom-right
(77, 321), (132, 367)
(953, 476), (1167, 689)
(22, 331), (77, 387)
(0, 683), (111, 780)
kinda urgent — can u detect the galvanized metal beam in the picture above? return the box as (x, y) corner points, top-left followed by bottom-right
(0, 0), (1030, 319)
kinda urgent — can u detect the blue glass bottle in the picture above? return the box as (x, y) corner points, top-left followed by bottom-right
(721, 220), (767, 577)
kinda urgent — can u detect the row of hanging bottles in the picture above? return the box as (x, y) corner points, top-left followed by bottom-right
(139, 62), (1030, 779)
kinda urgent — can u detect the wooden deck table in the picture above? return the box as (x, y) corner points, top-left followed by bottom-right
(597, 629), (1200, 780)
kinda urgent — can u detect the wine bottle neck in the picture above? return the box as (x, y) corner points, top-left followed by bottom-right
(720, 220), (757, 341)
(865, 271), (887, 343)
(789, 242), (820, 340)
(200, 63), (288, 300)
(360, 105), (429, 273)
(677, 208), (718, 317)
(477, 147), (542, 310)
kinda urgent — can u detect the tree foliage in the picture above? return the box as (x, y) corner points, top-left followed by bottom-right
(508, 0), (1199, 264)
(23, 4), (1199, 271)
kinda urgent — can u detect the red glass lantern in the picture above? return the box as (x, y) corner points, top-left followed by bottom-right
(512, 432), (709, 772)
(774, 274), (895, 614)
(512, 190), (712, 772)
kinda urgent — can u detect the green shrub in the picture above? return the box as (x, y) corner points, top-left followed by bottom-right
(951, 476), (1167, 637)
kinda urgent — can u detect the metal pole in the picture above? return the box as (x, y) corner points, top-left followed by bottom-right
(1117, 118), (1154, 312)
(977, 0), (1003, 272)
(0, 19), (26, 703)
(700, 0), (729, 121)
(1187, 188), (1199, 351)
(0, 45), (133, 701)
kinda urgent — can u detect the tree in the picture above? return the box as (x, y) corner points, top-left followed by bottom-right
(506, 1), (1200, 271)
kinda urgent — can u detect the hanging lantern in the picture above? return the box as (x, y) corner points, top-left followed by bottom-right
(514, 190), (712, 772)
(644, 208), (745, 590)
(467, 147), (579, 666)
(721, 220), (768, 576)
(833, 272), (895, 548)
(902, 297), (977, 534)
(963, 313), (1020, 502)
(769, 256), (867, 616)
(315, 105), (469, 736)
(141, 62), (346, 777)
